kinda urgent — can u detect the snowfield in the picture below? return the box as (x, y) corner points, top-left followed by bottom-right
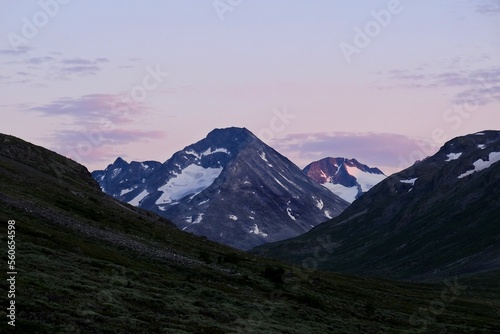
(323, 183), (359, 203)
(155, 164), (223, 205)
(345, 165), (386, 192)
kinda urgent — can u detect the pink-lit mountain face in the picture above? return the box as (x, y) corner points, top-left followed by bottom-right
(303, 157), (386, 203)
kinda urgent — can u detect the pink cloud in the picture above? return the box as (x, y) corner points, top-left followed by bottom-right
(30, 93), (165, 168)
(31, 93), (148, 124)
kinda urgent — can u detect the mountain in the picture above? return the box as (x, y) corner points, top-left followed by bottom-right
(253, 130), (500, 282)
(2, 132), (500, 333)
(303, 157), (386, 203)
(92, 127), (349, 250)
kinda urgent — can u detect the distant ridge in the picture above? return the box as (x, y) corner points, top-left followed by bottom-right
(304, 157), (386, 202)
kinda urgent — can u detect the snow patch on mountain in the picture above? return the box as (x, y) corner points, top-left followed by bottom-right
(193, 214), (204, 224)
(315, 198), (324, 210)
(111, 168), (121, 179)
(400, 178), (418, 185)
(202, 147), (230, 156)
(120, 187), (136, 196)
(183, 214), (204, 230)
(458, 152), (500, 178)
(198, 199), (210, 206)
(155, 164), (223, 205)
(273, 177), (288, 190)
(250, 224), (268, 237)
(184, 150), (201, 159)
(128, 189), (149, 206)
(445, 152), (462, 161)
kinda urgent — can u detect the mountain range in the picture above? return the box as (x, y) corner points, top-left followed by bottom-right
(1, 131), (499, 332)
(92, 127), (349, 250)
(253, 130), (500, 282)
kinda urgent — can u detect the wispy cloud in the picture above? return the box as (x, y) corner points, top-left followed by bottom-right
(0, 52), (109, 81)
(381, 65), (500, 106)
(61, 57), (109, 65)
(50, 57), (109, 78)
(27, 56), (55, 64)
(272, 132), (438, 174)
(59, 65), (101, 75)
(0, 46), (32, 55)
(476, 0), (500, 14)
(30, 94), (145, 124)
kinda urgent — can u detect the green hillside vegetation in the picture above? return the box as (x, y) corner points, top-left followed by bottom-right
(1, 133), (499, 333)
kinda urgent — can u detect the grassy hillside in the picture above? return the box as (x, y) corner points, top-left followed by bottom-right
(0, 133), (499, 333)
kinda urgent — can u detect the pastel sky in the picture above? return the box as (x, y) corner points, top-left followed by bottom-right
(1, 0), (499, 175)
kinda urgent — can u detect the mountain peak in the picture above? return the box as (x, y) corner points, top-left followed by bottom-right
(93, 127), (349, 250)
(439, 130), (500, 155)
(207, 126), (253, 136)
(113, 157), (128, 165)
(204, 127), (256, 146)
(304, 157), (386, 203)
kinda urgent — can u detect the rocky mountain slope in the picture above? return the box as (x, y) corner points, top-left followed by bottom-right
(303, 157), (386, 203)
(93, 127), (349, 250)
(253, 131), (500, 282)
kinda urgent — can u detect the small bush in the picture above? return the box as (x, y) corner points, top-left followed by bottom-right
(199, 250), (211, 263)
(262, 266), (285, 285)
(295, 293), (324, 309)
(217, 252), (242, 265)
(365, 300), (376, 316)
